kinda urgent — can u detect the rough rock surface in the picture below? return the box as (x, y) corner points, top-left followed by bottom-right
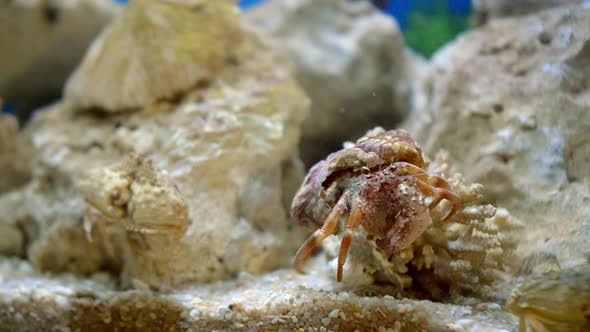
(0, 113), (30, 257)
(404, 3), (590, 270)
(472, 0), (583, 25)
(65, 0), (242, 112)
(0, 113), (31, 193)
(0, 0), (119, 121)
(243, 0), (419, 166)
(0, 111), (32, 257)
(0, 0), (309, 288)
(0, 258), (517, 332)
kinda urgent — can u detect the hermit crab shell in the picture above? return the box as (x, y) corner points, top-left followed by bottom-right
(291, 128), (426, 228)
(355, 129), (425, 167)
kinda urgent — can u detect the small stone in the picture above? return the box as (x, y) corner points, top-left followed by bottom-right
(328, 310), (339, 319)
(189, 309), (200, 320)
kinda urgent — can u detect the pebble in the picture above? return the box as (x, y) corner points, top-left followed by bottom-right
(328, 309), (339, 319)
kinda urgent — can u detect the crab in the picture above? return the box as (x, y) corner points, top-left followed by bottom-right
(291, 127), (461, 282)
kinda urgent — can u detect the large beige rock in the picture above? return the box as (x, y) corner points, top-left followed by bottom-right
(65, 0), (242, 112)
(0, 0), (119, 121)
(0, 0), (309, 288)
(243, 0), (419, 166)
(404, 3), (590, 269)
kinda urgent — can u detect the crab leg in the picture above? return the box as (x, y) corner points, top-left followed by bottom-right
(337, 204), (364, 282)
(392, 161), (450, 189)
(416, 180), (460, 222)
(392, 161), (460, 222)
(293, 192), (350, 274)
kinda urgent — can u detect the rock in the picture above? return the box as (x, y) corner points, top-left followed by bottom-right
(506, 263), (590, 332)
(0, 113), (31, 193)
(0, 0), (310, 288)
(65, 0), (242, 112)
(0, 258), (518, 331)
(472, 0), (582, 25)
(0, 0), (119, 122)
(243, 0), (419, 166)
(0, 224), (23, 257)
(404, 3), (590, 270)
(78, 155), (190, 237)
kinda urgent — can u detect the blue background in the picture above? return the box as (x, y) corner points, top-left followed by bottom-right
(239, 0), (471, 28)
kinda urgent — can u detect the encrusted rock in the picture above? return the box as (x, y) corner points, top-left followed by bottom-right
(243, 0), (419, 165)
(0, 0), (119, 121)
(79, 155), (189, 236)
(0, 0), (309, 287)
(404, 3), (590, 270)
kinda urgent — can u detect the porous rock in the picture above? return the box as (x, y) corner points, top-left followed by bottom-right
(0, 0), (309, 287)
(243, 0), (419, 165)
(0, 258), (517, 332)
(404, 3), (590, 270)
(0, 0), (119, 121)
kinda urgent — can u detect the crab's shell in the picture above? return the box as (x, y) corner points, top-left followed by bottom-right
(291, 128), (426, 228)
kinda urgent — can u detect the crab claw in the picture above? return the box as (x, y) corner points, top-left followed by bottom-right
(375, 187), (430, 252)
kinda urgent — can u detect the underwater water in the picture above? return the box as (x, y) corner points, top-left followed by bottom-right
(0, 0), (588, 331)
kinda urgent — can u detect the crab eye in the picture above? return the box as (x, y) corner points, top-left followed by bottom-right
(361, 166), (371, 176)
